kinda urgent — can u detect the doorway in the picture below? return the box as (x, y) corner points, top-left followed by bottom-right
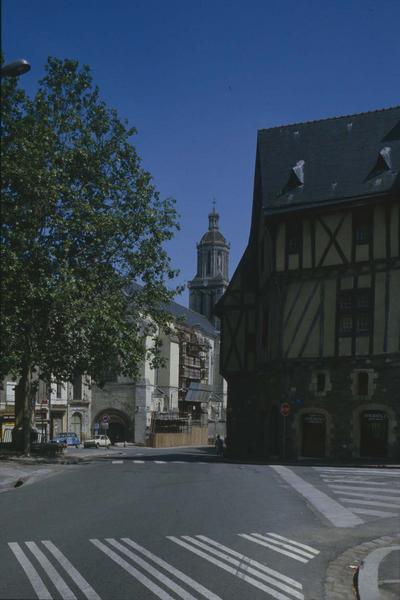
(360, 410), (388, 458)
(71, 412), (82, 438)
(302, 413), (326, 457)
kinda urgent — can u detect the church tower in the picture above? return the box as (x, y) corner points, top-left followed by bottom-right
(188, 203), (230, 329)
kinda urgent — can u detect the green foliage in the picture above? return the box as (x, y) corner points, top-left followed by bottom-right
(1, 57), (180, 385)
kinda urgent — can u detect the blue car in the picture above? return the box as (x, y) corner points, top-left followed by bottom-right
(53, 432), (80, 447)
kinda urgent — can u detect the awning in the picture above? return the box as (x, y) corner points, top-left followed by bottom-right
(184, 383), (212, 403)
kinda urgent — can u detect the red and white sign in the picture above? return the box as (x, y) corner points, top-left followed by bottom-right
(280, 403), (291, 417)
(102, 414), (110, 423)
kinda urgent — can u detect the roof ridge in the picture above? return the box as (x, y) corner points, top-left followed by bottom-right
(258, 105), (400, 133)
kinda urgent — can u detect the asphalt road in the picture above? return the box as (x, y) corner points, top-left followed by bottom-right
(0, 446), (399, 600)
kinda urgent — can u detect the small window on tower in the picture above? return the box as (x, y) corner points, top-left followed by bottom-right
(206, 251), (211, 276)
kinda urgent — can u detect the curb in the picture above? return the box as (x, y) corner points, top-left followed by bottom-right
(324, 533), (400, 599)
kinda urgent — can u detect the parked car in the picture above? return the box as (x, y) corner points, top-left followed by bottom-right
(83, 435), (111, 448)
(52, 432), (80, 447)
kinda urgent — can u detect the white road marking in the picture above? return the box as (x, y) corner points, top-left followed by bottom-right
(25, 541), (77, 600)
(121, 537), (222, 600)
(314, 468), (400, 477)
(350, 508), (399, 518)
(153, 461), (167, 464)
(112, 460), (124, 464)
(328, 482), (400, 494)
(133, 460), (145, 464)
(106, 538), (198, 600)
(340, 498), (400, 509)
(168, 536), (303, 600)
(271, 465), (363, 527)
(90, 539), (174, 600)
(265, 533), (319, 555)
(330, 490), (400, 502)
(239, 534), (313, 562)
(323, 479), (396, 486)
(41, 541), (101, 600)
(8, 543), (52, 600)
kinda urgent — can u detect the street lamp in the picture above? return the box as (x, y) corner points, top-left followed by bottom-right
(1, 59), (31, 77)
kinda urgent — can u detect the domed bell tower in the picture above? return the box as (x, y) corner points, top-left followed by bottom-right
(188, 203), (230, 329)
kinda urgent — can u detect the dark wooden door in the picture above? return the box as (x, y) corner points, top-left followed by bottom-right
(302, 413), (326, 457)
(360, 411), (388, 458)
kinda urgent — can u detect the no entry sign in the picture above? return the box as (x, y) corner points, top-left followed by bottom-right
(280, 402), (290, 417)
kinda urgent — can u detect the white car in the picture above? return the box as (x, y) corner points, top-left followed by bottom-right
(83, 434), (111, 448)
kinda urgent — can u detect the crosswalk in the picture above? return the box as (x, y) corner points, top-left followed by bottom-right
(168, 535), (304, 600)
(314, 467), (400, 520)
(6, 531), (315, 600)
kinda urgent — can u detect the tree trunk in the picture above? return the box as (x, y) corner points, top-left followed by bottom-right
(13, 363), (34, 455)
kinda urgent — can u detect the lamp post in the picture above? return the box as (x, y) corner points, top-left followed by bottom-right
(1, 59), (31, 77)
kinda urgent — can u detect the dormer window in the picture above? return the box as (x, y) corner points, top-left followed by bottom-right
(283, 160), (305, 193)
(366, 146), (392, 180)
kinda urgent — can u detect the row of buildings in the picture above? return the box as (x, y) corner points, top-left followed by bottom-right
(2, 106), (398, 460)
(0, 211), (230, 445)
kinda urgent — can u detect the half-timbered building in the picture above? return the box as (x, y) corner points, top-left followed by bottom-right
(215, 107), (400, 460)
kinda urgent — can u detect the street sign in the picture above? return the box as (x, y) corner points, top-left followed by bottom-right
(280, 402), (291, 417)
(102, 414), (110, 423)
(102, 422), (109, 430)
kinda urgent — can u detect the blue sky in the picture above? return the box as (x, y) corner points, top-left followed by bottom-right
(3, 0), (400, 304)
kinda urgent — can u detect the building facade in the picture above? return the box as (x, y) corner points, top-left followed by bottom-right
(0, 375), (91, 442)
(216, 107), (400, 460)
(90, 302), (222, 444)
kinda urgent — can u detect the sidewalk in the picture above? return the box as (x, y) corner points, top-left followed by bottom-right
(0, 460), (63, 493)
(357, 541), (400, 600)
(324, 534), (400, 599)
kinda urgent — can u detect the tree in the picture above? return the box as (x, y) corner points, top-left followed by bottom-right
(1, 57), (179, 454)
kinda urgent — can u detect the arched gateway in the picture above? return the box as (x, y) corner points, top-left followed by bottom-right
(94, 409), (130, 444)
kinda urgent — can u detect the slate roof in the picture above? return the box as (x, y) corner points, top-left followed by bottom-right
(257, 106), (400, 215)
(129, 282), (218, 337)
(166, 299), (218, 337)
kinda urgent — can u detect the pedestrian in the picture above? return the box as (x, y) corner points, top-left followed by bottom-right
(215, 434), (223, 456)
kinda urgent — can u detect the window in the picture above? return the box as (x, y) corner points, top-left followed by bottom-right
(316, 373), (326, 393)
(6, 382), (16, 404)
(260, 238), (265, 271)
(353, 210), (372, 245)
(261, 308), (269, 347)
(206, 251), (211, 276)
(73, 375), (82, 400)
(286, 221), (302, 255)
(56, 383), (62, 398)
(357, 372), (369, 396)
(337, 289), (372, 337)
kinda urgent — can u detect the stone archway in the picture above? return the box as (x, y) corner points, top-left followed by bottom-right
(94, 409), (130, 444)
